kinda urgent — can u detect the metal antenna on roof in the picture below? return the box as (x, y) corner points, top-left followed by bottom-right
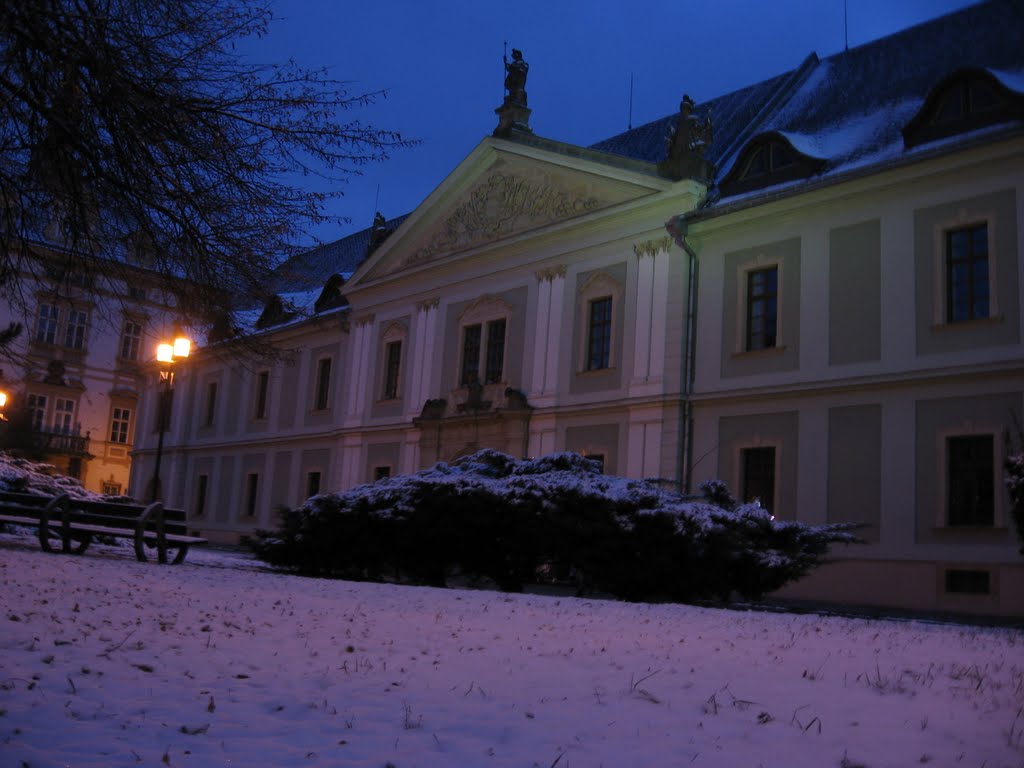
(373, 184), (380, 220)
(844, 0), (849, 51)
(628, 73), (634, 130)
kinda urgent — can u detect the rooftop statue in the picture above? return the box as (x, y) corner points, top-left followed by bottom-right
(659, 94), (715, 182)
(503, 48), (529, 106)
(493, 47), (533, 137)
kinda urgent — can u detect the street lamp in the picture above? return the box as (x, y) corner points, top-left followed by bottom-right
(0, 388), (8, 420)
(150, 332), (192, 502)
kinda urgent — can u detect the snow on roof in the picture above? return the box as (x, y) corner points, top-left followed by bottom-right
(595, 0), (1023, 206)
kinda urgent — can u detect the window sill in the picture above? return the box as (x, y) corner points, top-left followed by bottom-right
(930, 314), (1004, 333)
(577, 365), (617, 376)
(375, 398), (401, 406)
(731, 345), (787, 359)
(931, 525), (1007, 540)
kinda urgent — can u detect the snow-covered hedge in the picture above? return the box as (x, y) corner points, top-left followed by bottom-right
(0, 452), (106, 500)
(254, 450), (862, 602)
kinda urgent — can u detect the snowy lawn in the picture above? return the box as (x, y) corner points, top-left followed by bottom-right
(1, 535), (1021, 768)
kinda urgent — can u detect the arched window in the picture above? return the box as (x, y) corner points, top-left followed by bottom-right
(903, 68), (1024, 149)
(719, 133), (824, 197)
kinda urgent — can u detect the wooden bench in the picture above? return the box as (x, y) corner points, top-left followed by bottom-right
(0, 491), (207, 564)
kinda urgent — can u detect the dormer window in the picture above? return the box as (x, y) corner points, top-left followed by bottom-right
(719, 133), (824, 197)
(903, 69), (1024, 149)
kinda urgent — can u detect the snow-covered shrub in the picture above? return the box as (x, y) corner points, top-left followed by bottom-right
(253, 450), (863, 601)
(0, 452), (104, 500)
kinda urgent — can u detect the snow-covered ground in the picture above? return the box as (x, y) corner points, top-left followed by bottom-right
(1, 535), (1021, 768)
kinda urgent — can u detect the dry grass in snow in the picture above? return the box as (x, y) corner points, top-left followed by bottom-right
(0, 535), (1021, 768)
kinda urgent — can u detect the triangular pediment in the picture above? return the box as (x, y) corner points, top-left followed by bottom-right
(352, 139), (663, 284)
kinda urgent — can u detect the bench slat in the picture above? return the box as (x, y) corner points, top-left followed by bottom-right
(1, 492), (206, 563)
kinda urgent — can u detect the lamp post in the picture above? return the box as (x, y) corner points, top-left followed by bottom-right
(150, 333), (191, 502)
(0, 388), (8, 420)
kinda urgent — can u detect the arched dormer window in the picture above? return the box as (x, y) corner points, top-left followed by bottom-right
(903, 68), (1024, 149)
(719, 133), (825, 197)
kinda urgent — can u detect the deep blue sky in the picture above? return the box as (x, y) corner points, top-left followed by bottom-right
(253, 0), (977, 246)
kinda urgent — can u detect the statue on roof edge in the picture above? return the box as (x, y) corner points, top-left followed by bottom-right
(503, 48), (529, 107)
(659, 94), (714, 183)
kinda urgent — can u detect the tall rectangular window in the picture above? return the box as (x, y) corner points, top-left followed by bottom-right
(306, 471), (321, 499)
(195, 474), (209, 517)
(109, 407), (132, 444)
(947, 435), (994, 526)
(244, 473), (259, 517)
(254, 371), (270, 419)
(485, 319), (506, 384)
(742, 446), (776, 514)
(204, 381), (218, 426)
(27, 394), (47, 430)
(53, 398), (75, 433)
(64, 309), (88, 350)
(946, 224), (989, 323)
(460, 324), (482, 386)
(746, 267), (778, 351)
(35, 303), (59, 344)
(119, 320), (143, 360)
(587, 296), (613, 371)
(314, 358), (331, 410)
(383, 341), (402, 400)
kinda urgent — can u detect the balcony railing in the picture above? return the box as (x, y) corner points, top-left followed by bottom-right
(33, 428), (91, 457)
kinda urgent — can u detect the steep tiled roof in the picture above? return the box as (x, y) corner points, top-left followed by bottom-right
(271, 214), (409, 293)
(273, 1), (1022, 292)
(591, 0), (1023, 199)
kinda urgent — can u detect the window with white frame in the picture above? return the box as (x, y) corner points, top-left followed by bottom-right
(586, 297), (613, 371)
(254, 370), (270, 419)
(383, 341), (402, 399)
(109, 407), (132, 444)
(204, 381), (218, 426)
(63, 309), (88, 350)
(35, 303), (60, 344)
(379, 321), (407, 401)
(745, 266), (779, 350)
(313, 358), (332, 411)
(244, 473), (259, 517)
(119, 319), (144, 361)
(576, 273), (622, 373)
(194, 474), (209, 517)
(457, 297), (511, 387)
(53, 398), (75, 433)
(306, 471), (321, 499)
(945, 223), (990, 323)
(33, 301), (91, 351)
(27, 394), (46, 430)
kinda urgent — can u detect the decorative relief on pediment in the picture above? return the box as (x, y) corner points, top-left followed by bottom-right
(402, 171), (609, 268)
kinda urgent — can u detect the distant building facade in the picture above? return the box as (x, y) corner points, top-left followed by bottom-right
(131, 0), (1024, 616)
(0, 241), (188, 496)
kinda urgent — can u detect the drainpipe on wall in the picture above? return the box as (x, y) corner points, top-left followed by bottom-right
(666, 216), (698, 494)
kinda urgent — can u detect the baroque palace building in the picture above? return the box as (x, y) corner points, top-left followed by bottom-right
(129, 0), (1024, 616)
(0, 237), (189, 496)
